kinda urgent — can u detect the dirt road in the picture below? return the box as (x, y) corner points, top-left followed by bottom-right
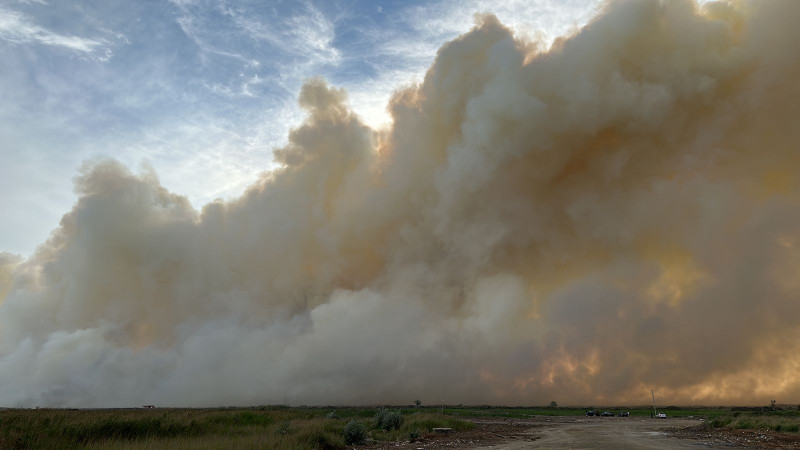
(473, 417), (741, 449)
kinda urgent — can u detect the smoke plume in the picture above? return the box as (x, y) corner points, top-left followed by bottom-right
(2, 0), (800, 407)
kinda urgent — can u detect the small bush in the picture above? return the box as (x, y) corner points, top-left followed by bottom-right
(375, 409), (387, 426)
(384, 411), (402, 430)
(388, 410), (403, 429)
(375, 409), (403, 431)
(343, 420), (366, 445)
(409, 429), (420, 440)
(326, 411), (338, 419)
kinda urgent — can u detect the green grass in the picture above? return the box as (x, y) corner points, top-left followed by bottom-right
(440, 405), (731, 419)
(2, 405), (792, 449)
(0, 407), (472, 449)
(706, 410), (800, 433)
(370, 413), (474, 442)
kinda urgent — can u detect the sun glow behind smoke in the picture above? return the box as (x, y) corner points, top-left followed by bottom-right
(2, 0), (800, 407)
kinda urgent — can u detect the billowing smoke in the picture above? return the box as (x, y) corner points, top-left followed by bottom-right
(3, 0), (800, 407)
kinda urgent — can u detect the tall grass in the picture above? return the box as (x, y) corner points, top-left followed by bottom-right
(707, 411), (800, 433)
(0, 408), (473, 449)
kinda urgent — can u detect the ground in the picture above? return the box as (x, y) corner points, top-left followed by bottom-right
(364, 416), (800, 449)
(668, 422), (800, 449)
(3, 406), (800, 449)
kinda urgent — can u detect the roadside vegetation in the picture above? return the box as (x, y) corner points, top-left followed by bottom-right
(4, 404), (796, 448)
(705, 410), (800, 433)
(441, 405), (732, 419)
(0, 407), (472, 449)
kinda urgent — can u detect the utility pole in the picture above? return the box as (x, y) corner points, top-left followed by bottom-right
(651, 389), (657, 417)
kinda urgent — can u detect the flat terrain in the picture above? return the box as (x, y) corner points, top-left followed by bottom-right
(366, 417), (729, 449)
(2, 406), (800, 449)
(463, 416), (800, 450)
(474, 417), (727, 449)
(365, 413), (800, 449)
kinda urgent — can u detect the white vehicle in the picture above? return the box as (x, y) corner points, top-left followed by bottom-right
(656, 413), (667, 419)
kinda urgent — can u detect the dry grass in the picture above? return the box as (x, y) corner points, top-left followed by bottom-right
(707, 412), (800, 433)
(0, 407), (473, 449)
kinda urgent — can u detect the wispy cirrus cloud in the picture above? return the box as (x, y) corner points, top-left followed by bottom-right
(172, 12), (257, 67)
(0, 7), (109, 57)
(168, 0), (341, 105)
(223, 2), (340, 67)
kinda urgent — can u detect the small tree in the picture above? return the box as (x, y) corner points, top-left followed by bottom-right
(549, 401), (558, 408)
(770, 400), (777, 410)
(415, 399), (422, 408)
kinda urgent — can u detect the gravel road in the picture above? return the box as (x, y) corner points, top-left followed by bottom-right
(472, 417), (742, 449)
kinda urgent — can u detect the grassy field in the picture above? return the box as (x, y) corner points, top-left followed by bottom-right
(2, 405), (797, 449)
(0, 407), (472, 449)
(441, 405), (732, 419)
(705, 410), (800, 433)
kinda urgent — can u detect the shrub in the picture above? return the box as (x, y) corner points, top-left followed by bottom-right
(375, 409), (387, 426)
(343, 420), (366, 445)
(326, 411), (338, 419)
(409, 429), (420, 440)
(375, 409), (403, 431)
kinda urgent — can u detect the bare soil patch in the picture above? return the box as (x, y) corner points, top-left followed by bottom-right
(362, 419), (537, 449)
(667, 424), (800, 449)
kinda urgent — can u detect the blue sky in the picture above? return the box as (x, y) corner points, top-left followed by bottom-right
(0, 0), (603, 256)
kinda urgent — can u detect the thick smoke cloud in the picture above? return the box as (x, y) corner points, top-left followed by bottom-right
(3, 0), (800, 407)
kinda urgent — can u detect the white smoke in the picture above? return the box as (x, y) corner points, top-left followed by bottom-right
(2, 0), (800, 407)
